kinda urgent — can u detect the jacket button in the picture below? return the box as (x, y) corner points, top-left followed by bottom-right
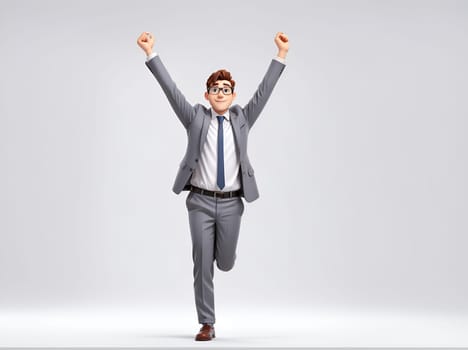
(195, 158), (199, 162)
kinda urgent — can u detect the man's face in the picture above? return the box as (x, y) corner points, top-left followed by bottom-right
(204, 80), (237, 114)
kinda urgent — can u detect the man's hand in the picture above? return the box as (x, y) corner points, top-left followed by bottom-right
(274, 32), (289, 59)
(137, 32), (155, 56)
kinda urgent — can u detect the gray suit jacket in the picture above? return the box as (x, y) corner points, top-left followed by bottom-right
(145, 55), (285, 202)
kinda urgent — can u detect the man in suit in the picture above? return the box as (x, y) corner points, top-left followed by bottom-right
(137, 31), (288, 341)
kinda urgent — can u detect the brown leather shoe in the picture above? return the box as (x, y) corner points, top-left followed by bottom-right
(195, 324), (215, 341)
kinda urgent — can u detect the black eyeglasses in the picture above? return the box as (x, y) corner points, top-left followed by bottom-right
(207, 86), (233, 95)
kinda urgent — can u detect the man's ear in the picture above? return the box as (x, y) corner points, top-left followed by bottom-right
(232, 92), (237, 100)
(204, 92), (209, 100)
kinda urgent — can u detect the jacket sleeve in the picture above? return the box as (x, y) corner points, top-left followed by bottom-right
(145, 55), (195, 129)
(242, 59), (286, 128)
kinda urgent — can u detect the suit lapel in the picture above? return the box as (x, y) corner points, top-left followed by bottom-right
(230, 109), (243, 157)
(199, 112), (211, 155)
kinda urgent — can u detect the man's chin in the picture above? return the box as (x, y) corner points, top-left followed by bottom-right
(213, 104), (230, 110)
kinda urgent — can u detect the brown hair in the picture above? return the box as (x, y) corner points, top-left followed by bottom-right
(206, 69), (236, 91)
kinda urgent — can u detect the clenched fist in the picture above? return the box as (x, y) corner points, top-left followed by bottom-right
(274, 32), (289, 58)
(137, 32), (155, 56)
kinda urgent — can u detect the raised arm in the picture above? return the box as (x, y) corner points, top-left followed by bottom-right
(137, 32), (195, 129)
(242, 32), (289, 128)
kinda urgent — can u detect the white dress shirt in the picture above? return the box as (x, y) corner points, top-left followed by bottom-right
(145, 52), (286, 191)
(190, 109), (241, 191)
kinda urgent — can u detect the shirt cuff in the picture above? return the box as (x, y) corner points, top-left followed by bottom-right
(146, 52), (158, 62)
(274, 56), (286, 64)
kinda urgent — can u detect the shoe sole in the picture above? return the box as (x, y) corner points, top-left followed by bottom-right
(195, 333), (216, 341)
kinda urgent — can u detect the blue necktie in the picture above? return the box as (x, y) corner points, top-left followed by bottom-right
(216, 116), (225, 190)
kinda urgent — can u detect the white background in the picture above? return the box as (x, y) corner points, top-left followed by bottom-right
(1, 0), (467, 334)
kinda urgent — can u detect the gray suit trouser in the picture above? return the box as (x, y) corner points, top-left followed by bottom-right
(185, 191), (245, 325)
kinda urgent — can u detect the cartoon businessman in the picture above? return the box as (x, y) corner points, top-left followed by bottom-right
(137, 31), (288, 341)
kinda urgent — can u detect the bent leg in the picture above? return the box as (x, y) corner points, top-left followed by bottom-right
(215, 197), (244, 271)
